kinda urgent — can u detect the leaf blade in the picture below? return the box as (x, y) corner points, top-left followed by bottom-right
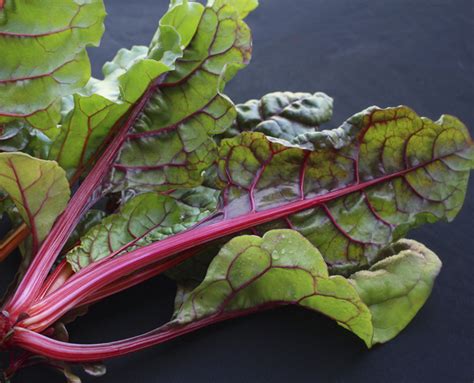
(0, 0), (106, 122)
(174, 229), (374, 346)
(214, 106), (473, 273)
(225, 91), (334, 145)
(0, 153), (70, 252)
(66, 187), (219, 271)
(108, 0), (254, 192)
(350, 239), (442, 344)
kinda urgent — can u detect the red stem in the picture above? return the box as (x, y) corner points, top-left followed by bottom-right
(36, 260), (74, 300)
(21, 163), (422, 330)
(25, 250), (198, 332)
(78, 249), (199, 307)
(13, 304), (283, 362)
(5, 79), (162, 318)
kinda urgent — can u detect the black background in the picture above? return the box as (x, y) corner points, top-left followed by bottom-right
(2, 0), (473, 382)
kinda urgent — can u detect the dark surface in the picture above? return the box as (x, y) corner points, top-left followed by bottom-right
(2, 0), (473, 382)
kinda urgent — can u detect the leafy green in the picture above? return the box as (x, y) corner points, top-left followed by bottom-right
(215, 106), (473, 274)
(65, 104), (473, 278)
(48, 1), (193, 179)
(0, 0), (472, 373)
(0, 0), (106, 132)
(0, 121), (29, 152)
(224, 91), (333, 144)
(50, 0), (254, 189)
(173, 230), (442, 347)
(0, 153), (70, 252)
(174, 229), (373, 345)
(0, 121), (51, 157)
(108, 0), (254, 192)
(350, 239), (442, 344)
(66, 187), (218, 271)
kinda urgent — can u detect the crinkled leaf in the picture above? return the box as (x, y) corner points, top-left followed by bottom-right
(0, 0), (106, 130)
(67, 187), (218, 271)
(108, 104), (472, 285)
(225, 91), (333, 144)
(211, 106), (473, 274)
(350, 238), (442, 344)
(50, 0), (255, 186)
(108, 0), (254, 192)
(0, 153), (70, 253)
(174, 229), (374, 346)
(48, 27), (185, 178)
(49, 0), (206, 178)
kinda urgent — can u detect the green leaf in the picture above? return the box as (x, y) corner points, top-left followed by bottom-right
(48, 46), (176, 179)
(150, 0), (204, 53)
(214, 106), (473, 274)
(48, 0), (204, 179)
(0, 120), (29, 152)
(172, 233), (443, 347)
(212, 0), (259, 18)
(108, 0), (254, 192)
(0, 121), (52, 222)
(50, 0), (256, 189)
(0, 0), (106, 128)
(0, 120), (52, 157)
(350, 239), (442, 344)
(66, 187), (218, 271)
(174, 229), (374, 346)
(0, 153), (70, 253)
(224, 91), (333, 144)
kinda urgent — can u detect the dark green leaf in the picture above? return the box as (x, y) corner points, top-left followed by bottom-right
(225, 91), (333, 145)
(66, 187), (218, 271)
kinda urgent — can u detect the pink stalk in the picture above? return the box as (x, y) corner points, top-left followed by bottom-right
(5, 80), (163, 317)
(14, 303), (284, 362)
(36, 260), (73, 300)
(78, 249), (199, 308)
(20, 162), (428, 330)
(25, 250), (198, 332)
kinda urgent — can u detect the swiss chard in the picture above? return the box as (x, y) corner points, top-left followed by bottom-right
(0, 0), (472, 381)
